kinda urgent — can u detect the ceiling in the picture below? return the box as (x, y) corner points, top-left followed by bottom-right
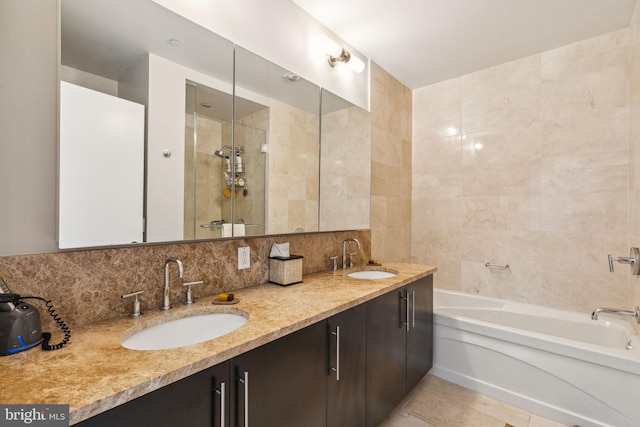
(291, 0), (638, 89)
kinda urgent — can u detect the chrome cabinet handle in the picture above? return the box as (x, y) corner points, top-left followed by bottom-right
(401, 292), (409, 331)
(330, 326), (340, 381)
(215, 381), (226, 427)
(412, 289), (416, 329)
(238, 371), (249, 426)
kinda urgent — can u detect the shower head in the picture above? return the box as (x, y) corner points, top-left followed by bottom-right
(214, 145), (232, 158)
(214, 145), (245, 158)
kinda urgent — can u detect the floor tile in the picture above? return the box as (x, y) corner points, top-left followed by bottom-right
(386, 410), (437, 427)
(386, 374), (571, 427)
(528, 414), (570, 427)
(406, 388), (507, 427)
(418, 376), (531, 427)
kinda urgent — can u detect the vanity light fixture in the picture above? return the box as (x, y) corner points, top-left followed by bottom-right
(316, 34), (365, 73)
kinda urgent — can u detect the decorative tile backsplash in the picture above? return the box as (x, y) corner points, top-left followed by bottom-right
(0, 230), (370, 331)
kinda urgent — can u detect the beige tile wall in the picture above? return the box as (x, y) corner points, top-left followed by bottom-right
(320, 105), (371, 231)
(631, 2), (640, 314)
(412, 29), (632, 313)
(267, 100), (320, 234)
(371, 63), (413, 262)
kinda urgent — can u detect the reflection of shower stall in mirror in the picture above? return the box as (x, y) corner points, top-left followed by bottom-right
(184, 82), (267, 239)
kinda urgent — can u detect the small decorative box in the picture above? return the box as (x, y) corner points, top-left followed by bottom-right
(269, 255), (303, 286)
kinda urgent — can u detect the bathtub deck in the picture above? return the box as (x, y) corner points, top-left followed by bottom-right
(383, 374), (569, 427)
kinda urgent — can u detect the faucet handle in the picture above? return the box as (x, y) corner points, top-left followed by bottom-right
(608, 248), (640, 275)
(329, 256), (339, 271)
(183, 281), (204, 305)
(121, 290), (144, 318)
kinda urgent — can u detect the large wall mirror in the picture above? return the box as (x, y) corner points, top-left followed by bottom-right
(56, 0), (369, 250)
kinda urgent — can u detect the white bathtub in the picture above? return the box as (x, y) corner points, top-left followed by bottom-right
(432, 289), (640, 427)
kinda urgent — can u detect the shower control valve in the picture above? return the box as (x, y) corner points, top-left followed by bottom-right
(608, 247), (640, 275)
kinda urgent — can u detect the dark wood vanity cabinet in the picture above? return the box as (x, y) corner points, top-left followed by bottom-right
(76, 322), (329, 427)
(230, 321), (328, 427)
(75, 275), (432, 427)
(365, 288), (407, 427)
(365, 275), (433, 427)
(406, 276), (434, 391)
(327, 304), (367, 427)
(230, 305), (367, 427)
(76, 361), (230, 427)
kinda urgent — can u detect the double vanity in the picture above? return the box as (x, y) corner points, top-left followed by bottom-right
(0, 263), (435, 426)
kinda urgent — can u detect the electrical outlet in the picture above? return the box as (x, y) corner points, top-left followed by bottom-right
(238, 246), (250, 270)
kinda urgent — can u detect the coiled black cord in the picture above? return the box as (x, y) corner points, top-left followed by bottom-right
(21, 296), (71, 351)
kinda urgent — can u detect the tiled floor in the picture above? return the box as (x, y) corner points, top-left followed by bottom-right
(383, 374), (569, 427)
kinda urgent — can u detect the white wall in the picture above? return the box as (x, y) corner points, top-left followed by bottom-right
(152, 0), (370, 111)
(146, 54), (234, 242)
(61, 65), (118, 96)
(118, 56), (150, 108)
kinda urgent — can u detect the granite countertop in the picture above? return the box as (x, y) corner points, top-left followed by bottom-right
(0, 262), (435, 425)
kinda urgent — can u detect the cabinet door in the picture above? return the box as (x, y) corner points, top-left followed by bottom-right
(406, 275), (434, 392)
(327, 304), (366, 427)
(212, 362), (231, 427)
(231, 321), (327, 427)
(366, 289), (407, 427)
(76, 361), (229, 427)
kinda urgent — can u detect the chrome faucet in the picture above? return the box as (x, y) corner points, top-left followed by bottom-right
(342, 238), (361, 269)
(591, 306), (640, 323)
(161, 258), (184, 311)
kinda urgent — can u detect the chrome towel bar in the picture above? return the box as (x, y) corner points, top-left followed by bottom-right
(485, 263), (509, 270)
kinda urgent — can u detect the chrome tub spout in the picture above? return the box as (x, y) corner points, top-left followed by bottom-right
(591, 306), (640, 323)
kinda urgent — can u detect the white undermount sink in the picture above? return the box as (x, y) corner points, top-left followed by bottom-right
(347, 270), (397, 280)
(121, 312), (247, 351)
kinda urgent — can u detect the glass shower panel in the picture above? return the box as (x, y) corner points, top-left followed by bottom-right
(233, 123), (267, 236)
(184, 83), (197, 240)
(184, 82), (234, 239)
